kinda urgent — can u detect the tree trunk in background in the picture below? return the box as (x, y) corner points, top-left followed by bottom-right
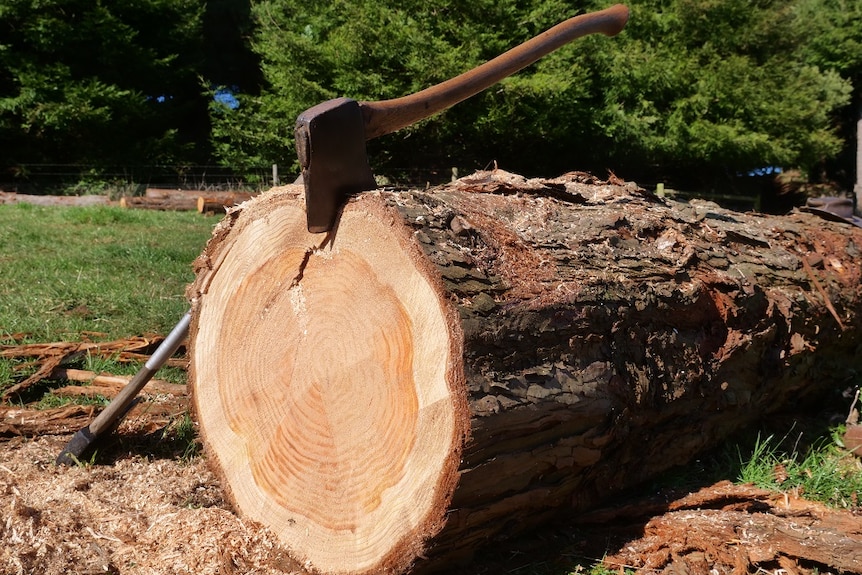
(186, 170), (862, 575)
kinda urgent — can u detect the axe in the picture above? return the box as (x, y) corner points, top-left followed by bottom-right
(296, 4), (629, 232)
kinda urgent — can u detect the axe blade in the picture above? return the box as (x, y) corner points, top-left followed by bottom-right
(295, 97), (376, 233)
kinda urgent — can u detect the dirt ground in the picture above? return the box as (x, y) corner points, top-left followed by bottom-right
(1, 421), (861, 575)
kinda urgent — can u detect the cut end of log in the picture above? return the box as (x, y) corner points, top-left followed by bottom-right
(188, 187), (467, 575)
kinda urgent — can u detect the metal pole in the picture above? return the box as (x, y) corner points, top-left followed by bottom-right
(56, 311), (192, 465)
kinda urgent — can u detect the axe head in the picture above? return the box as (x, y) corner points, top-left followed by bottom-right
(295, 97), (377, 233)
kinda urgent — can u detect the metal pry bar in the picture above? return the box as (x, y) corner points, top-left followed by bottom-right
(56, 311), (192, 465)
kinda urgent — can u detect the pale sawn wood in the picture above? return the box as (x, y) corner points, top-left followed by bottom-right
(187, 188), (467, 575)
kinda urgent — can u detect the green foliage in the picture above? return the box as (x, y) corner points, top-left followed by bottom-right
(0, 0), (207, 169)
(0, 359), (14, 394)
(0, 0), (857, 189)
(597, 0), (852, 183)
(211, 0), (854, 186)
(795, 0), (862, 79)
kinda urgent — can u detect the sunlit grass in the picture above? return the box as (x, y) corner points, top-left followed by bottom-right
(0, 202), (215, 342)
(0, 203), (212, 398)
(737, 429), (862, 509)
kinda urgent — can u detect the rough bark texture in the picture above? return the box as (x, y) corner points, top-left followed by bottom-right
(569, 480), (862, 574)
(187, 170), (862, 574)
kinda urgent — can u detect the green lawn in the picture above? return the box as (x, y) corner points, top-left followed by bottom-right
(0, 202), (216, 342)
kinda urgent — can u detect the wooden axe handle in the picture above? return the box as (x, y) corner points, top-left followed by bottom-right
(359, 4), (629, 139)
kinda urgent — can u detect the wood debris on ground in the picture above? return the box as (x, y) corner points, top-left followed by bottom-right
(584, 481), (862, 575)
(1, 334), (189, 437)
(1, 334), (187, 398)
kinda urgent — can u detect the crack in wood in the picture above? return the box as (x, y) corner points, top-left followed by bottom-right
(290, 248), (314, 288)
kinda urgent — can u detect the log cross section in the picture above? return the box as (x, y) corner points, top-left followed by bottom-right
(187, 190), (467, 575)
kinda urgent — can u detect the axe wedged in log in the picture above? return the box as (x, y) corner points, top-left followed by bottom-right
(296, 3), (630, 232)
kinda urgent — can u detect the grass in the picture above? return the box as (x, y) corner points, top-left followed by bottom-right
(0, 202), (213, 397)
(34, 391), (110, 410)
(737, 428), (862, 509)
(0, 202), (215, 342)
(166, 411), (201, 462)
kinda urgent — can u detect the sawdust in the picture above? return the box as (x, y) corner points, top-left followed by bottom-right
(0, 436), (297, 575)
(3, 431), (861, 575)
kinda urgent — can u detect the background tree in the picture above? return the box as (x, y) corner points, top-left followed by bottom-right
(0, 0), (206, 179)
(0, 0), (856, 197)
(211, 0), (853, 192)
(792, 0), (862, 195)
(596, 0), (853, 189)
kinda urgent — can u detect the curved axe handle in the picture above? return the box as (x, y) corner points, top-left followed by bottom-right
(359, 4), (629, 139)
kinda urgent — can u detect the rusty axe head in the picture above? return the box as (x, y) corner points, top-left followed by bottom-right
(294, 4), (630, 233)
(295, 98), (376, 233)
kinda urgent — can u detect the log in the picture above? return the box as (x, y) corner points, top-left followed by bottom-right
(145, 187), (189, 199)
(49, 368), (187, 397)
(0, 191), (110, 207)
(121, 191), (256, 212)
(186, 169), (862, 575)
(145, 188), (254, 202)
(120, 195), (199, 211)
(196, 192), (254, 214)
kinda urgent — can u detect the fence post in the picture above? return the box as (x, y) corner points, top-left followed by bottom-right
(272, 164), (279, 186)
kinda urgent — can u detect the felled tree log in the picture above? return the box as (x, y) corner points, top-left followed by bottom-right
(196, 192), (253, 214)
(120, 195), (199, 211)
(186, 170), (862, 575)
(121, 190), (256, 212)
(145, 188), (253, 201)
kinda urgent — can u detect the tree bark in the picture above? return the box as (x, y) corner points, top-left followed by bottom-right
(186, 170), (862, 575)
